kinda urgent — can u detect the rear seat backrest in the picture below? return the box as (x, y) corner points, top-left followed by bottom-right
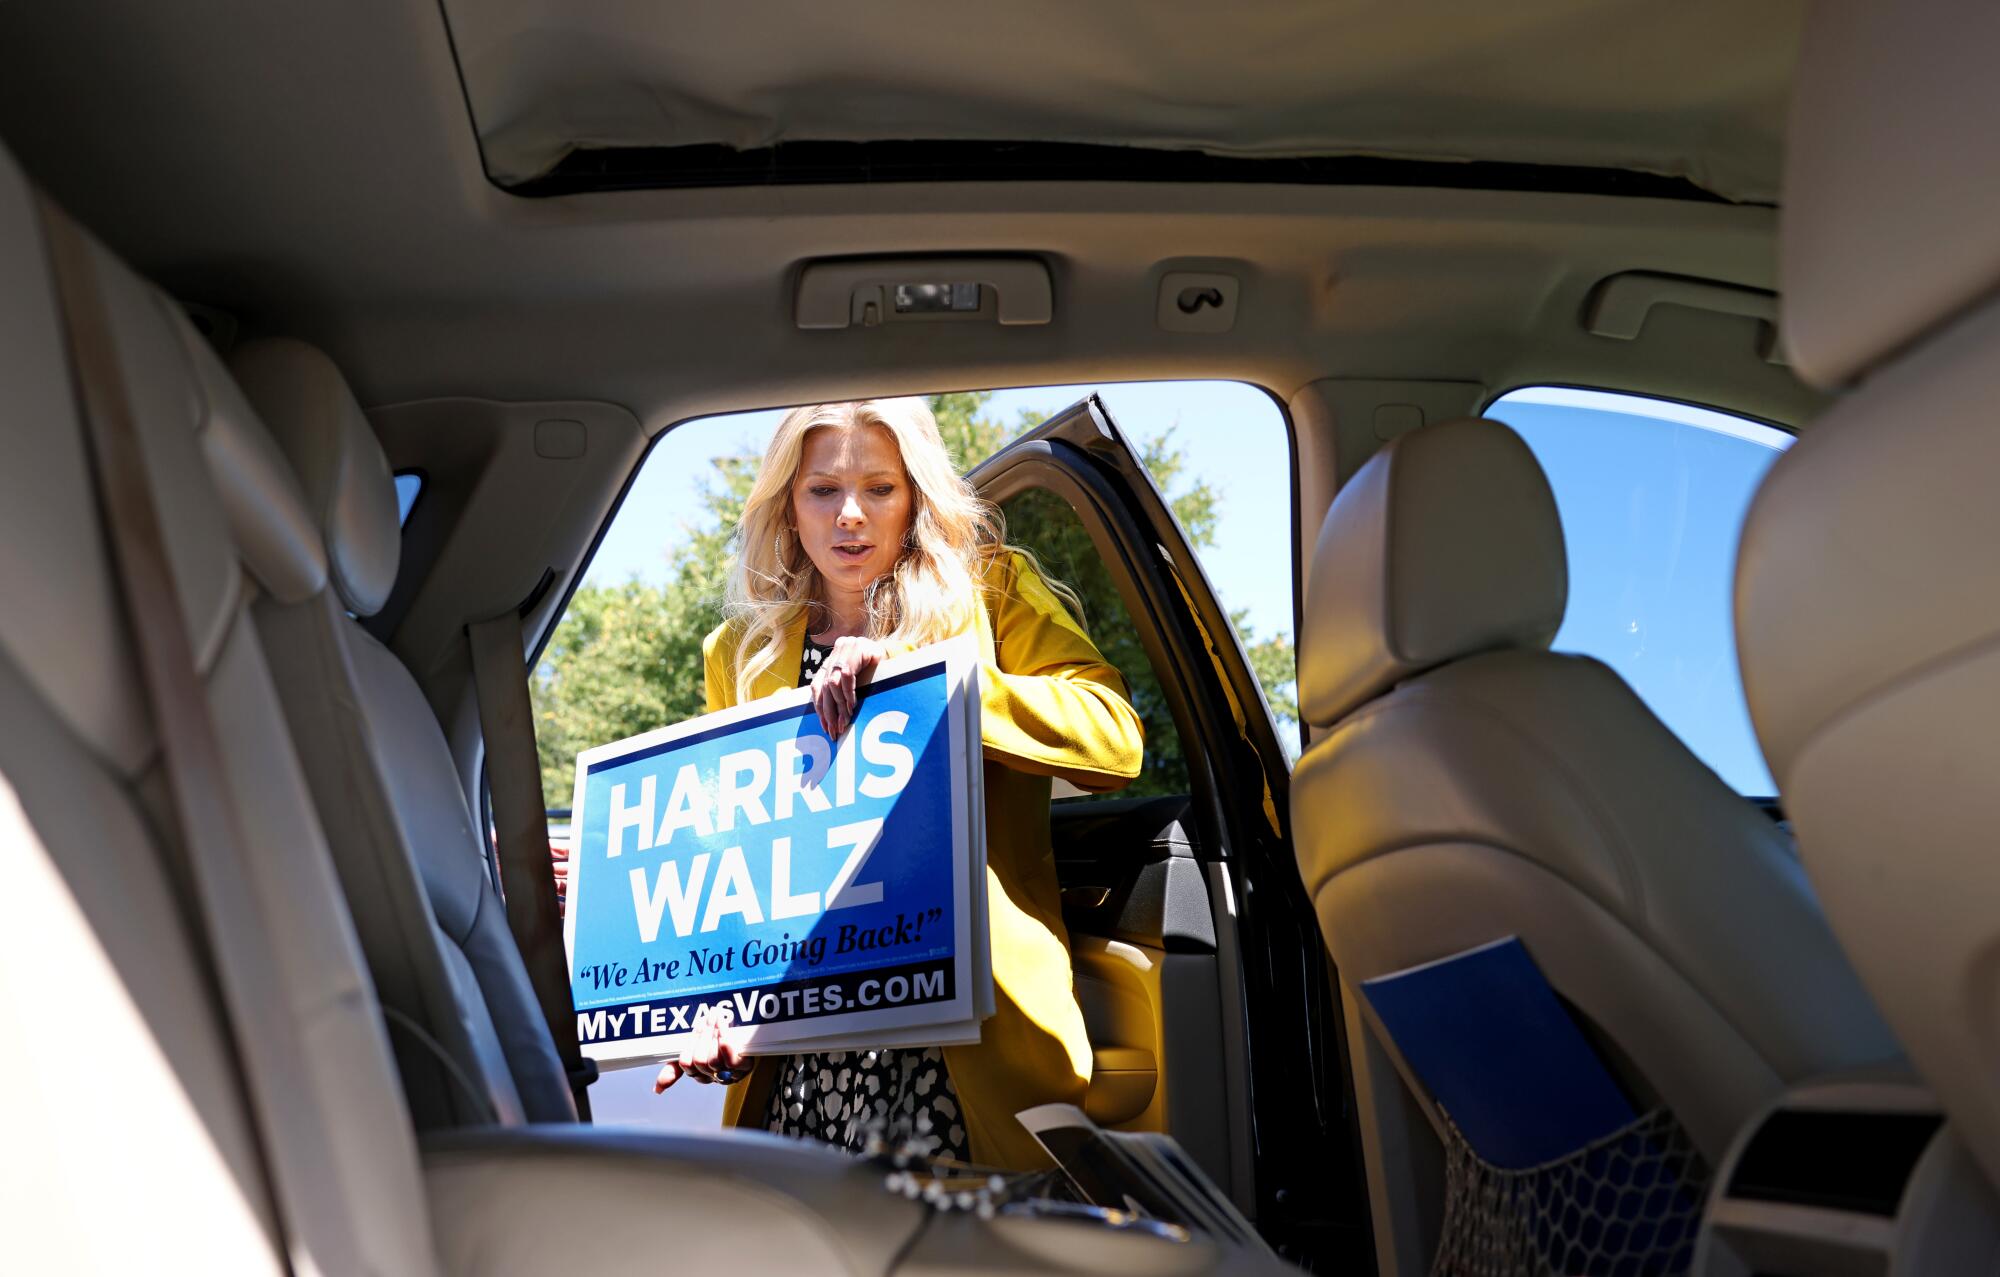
(1738, 0), (2000, 1193)
(228, 338), (577, 1129)
(1290, 415), (1900, 1272)
(0, 153), (434, 1273)
(4, 162), (937, 1277)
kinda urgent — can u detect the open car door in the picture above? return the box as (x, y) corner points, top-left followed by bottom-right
(968, 395), (1371, 1271)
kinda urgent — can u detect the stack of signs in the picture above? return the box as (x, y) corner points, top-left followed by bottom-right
(563, 634), (992, 1065)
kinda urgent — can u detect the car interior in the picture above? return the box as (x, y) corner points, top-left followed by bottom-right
(6, 1), (2000, 1274)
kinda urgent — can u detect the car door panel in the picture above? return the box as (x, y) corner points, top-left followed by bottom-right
(972, 397), (1370, 1270)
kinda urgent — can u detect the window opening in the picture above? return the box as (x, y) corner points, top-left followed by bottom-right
(534, 382), (1294, 1128)
(394, 472), (424, 526)
(1484, 387), (1791, 796)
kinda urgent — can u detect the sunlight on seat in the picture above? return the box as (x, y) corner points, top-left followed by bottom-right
(0, 776), (281, 1275)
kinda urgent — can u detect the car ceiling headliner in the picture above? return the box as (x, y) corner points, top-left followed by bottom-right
(0, 0), (1814, 431)
(449, 0), (1801, 201)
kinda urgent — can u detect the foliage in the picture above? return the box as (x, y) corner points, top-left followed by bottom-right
(1239, 616), (1300, 758)
(996, 485), (1188, 796)
(532, 392), (1299, 807)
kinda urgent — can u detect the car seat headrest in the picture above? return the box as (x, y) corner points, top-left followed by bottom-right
(229, 338), (399, 617)
(1298, 417), (1568, 727)
(4, 182), (300, 775)
(1738, 0), (2000, 1196)
(189, 327), (327, 606)
(1780, 0), (2000, 389)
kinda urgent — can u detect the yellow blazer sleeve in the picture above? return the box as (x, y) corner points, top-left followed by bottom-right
(701, 623), (733, 715)
(980, 554), (1144, 792)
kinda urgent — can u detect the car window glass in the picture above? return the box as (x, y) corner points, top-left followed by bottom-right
(394, 472), (423, 526)
(1484, 387), (1791, 796)
(996, 485), (1187, 801)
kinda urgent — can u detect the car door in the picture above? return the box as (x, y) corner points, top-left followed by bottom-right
(969, 395), (1370, 1272)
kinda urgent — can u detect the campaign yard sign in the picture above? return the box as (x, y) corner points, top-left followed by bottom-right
(564, 635), (990, 1066)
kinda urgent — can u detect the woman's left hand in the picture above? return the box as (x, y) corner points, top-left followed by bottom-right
(812, 635), (889, 738)
(654, 1005), (748, 1091)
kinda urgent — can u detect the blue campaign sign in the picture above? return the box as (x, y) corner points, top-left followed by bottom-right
(563, 636), (984, 1063)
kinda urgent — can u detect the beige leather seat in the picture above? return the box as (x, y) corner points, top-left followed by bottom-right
(1, 149), (949, 1277)
(1289, 416), (1900, 1272)
(228, 337), (578, 1131)
(1737, 0), (2000, 1195)
(0, 145), (434, 1274)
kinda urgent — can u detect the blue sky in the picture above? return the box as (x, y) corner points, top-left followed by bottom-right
(1486, 387), (1790, 797)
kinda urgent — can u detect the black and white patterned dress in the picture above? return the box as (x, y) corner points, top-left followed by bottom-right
(760, 636), (971, 1161)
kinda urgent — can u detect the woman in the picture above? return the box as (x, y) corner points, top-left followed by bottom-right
(655, 398), (1143, 1172)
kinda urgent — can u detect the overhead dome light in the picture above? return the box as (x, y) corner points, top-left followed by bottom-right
(893, 282), (981, 314)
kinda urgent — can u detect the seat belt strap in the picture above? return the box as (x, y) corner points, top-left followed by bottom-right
(467, 610), (595, 1116)
(37, 195), (361, 1275)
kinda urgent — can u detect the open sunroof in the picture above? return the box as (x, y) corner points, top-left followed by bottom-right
(507, 139), (1733, 202)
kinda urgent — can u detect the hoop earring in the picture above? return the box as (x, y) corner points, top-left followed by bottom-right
(774, 527), (789, 564)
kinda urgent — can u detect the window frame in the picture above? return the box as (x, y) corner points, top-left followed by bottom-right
(1481, 383), (1799, 443)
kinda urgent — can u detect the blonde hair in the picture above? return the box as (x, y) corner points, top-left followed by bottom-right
(725, 398), (1068, 701)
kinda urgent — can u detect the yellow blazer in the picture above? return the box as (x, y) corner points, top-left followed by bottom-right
(707, 552), (1144, 1170)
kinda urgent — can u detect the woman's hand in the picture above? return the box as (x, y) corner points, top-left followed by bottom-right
(654, 1006), (748, 1091)
(550, 839), (569, 917)
(811, 635), (889, 738)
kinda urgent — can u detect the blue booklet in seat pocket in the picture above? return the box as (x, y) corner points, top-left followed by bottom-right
(1361, 936), (1636, 1169)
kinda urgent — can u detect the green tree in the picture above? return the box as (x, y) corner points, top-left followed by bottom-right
(532, 392), (1299, 807)
(1239, 617), (1300, 758)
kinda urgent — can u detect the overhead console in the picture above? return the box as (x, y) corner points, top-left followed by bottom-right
(795, 256), (1054, 329)
(1695, 1073), (2000, 1276)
